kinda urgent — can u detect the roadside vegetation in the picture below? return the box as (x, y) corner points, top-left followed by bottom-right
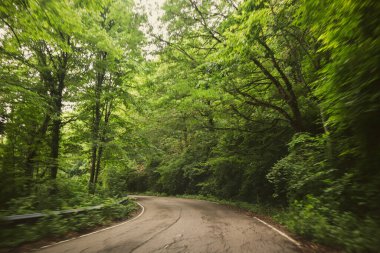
(0, 200), (138, 248)
(1, 0), (379, 252)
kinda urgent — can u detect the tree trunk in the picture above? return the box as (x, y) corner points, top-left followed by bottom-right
(50, 56), (66, 179)
(50, 112), (61, 179)
(94, 145), (103, 185)
(89, 52), (106, 193)
(25, 115), (50, 180)
(89, 93), (101, 193)
(89, 145), (98, 194)
(94, 100), (112, 187)
(290, 107), (304, 132)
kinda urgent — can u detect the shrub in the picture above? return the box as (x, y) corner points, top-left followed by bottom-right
(276, 195), (380, 252)
(0, 200), (138, 249)
(267, 133), (333, 204)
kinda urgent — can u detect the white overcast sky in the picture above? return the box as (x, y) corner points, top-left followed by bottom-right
(136, 0), (167, 58)
(137, 0), (166, 34)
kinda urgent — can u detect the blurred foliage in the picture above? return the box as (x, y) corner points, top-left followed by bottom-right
(275, 196), (380, 252)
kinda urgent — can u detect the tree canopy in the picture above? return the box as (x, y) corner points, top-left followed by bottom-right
(1, 0), (380, 251)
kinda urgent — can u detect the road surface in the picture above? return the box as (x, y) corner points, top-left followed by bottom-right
(36, 196), (300, 253)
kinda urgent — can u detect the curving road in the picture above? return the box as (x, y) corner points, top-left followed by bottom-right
(36, 196), (301, 253)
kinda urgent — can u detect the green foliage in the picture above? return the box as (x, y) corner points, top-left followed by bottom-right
(176, 194), (277, 217)
(267, 133), (333, 203)
(0, 201), (138, 248)
(1, 0), (380, 251)
(298, 0), (380, 218)
(0, 0), (146, 203)
(2, 178), (118, 215)
(102, 160), (148, 197)
(276, 196), (380, 252)
(137, 0), (380, 251)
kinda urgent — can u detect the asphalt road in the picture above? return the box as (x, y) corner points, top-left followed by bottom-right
(36, 196), (301, 253)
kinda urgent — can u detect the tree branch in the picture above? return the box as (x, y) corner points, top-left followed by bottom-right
(189, 0), (224, 43)
(249, 55), (289, 101)
(154, 34), (198, 64)
(233, 88), (292, 122)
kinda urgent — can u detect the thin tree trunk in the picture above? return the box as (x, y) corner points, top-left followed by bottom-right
(89, 103), (101, 193)
(50, 113), (61, 179)
(50, 87), (63, 179)
(50, 62), (66, 179)
(89, 145), (98, 193)
(25, 115), (50, 180)
(94, 100), (112, 186)
(89, 52), (106, 193)
(94, 145), (103, 185)
(89, 101), (101, 193)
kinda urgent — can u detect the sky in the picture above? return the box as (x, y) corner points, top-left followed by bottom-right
(137, 0), (166, 34)
(136, 0), (167, 58)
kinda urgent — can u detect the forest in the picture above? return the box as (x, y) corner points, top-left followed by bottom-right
(0, 0), (379, 251)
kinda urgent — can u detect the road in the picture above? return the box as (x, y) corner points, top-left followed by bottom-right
(36, 196), (301, 253)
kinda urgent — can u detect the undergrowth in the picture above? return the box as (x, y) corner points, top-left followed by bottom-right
(0, 200), (138, 248)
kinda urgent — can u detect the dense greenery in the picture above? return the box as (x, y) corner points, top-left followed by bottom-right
(0, 200), (138, 248)
(1, 0), (379, 251)
(0, 0), (144, 201)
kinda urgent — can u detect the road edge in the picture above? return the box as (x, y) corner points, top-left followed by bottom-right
(134, 194), (302, 249)
(253, 216), (301, 248)
(35, 201), (145, 251)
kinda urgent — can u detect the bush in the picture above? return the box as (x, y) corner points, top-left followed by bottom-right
(3, 178), (105, 214)
(0, 200), (138, 248)
(276, 195), (380, 252)
(267, 133), (333, 204)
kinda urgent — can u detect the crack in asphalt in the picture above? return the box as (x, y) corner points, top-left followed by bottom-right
(129, 208), (183, 253)
(79, 247), (90, 253)
(162, 233), (183, 250)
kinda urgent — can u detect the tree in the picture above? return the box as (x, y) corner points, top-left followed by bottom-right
(79, 0), (144, 193)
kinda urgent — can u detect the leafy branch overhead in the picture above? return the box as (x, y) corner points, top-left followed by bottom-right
(0, 0), (379, 251)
